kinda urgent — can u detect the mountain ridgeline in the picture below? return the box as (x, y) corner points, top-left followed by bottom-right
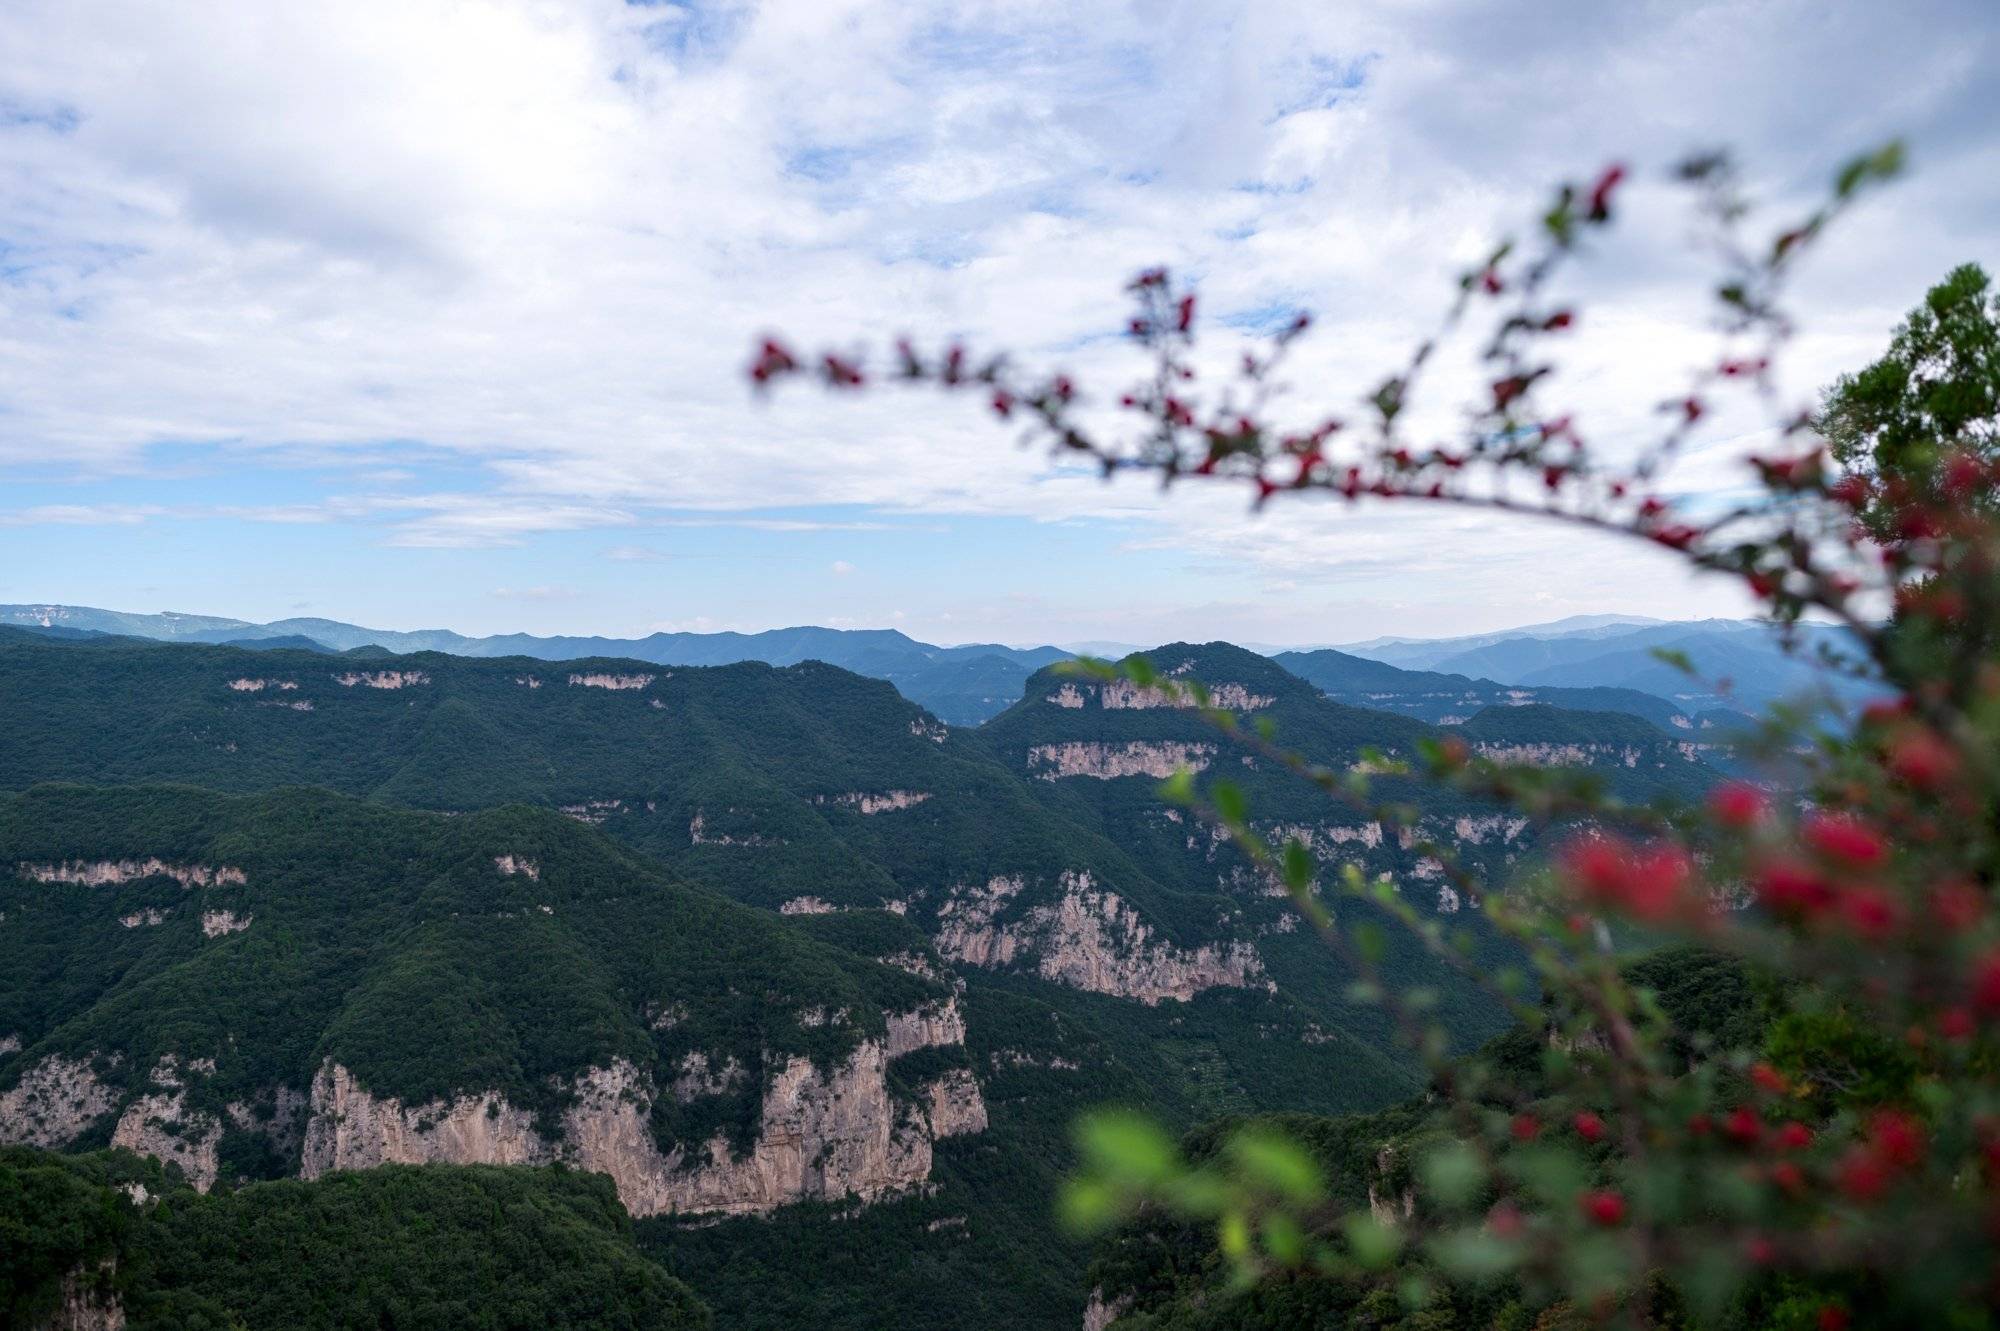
(0, 604), (1072, 726)
(0, 622), (1738, 1329)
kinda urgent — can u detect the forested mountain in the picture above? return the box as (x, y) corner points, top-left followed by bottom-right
(0, 628), (1731, 1328)
(1341, 617), (1877, 712)
(1, 1147), (710, 1329)
(0, 605), (1071, 724)
(1272, 645), (1696, 729)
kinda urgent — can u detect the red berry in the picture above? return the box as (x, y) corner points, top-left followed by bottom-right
(1888, 729), (1959, 790)
(1708, 782), (1768, 828)
(1836, 1149), (1890, 1202)
(1579, 1189), (1627, 1227)
(1867, 1110), (1924, 1169)
(1573, 1111), (1605, 1143)
(1973, 950), (2000, 1015)
(1775, 1122), (1812, 1151)
(1803, 814), (1886, 867)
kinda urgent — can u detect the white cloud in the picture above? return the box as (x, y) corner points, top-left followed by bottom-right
(830, 559), (855, 575)
(0, 0), (1994, 632)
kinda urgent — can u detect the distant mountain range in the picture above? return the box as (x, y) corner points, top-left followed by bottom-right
(0, 604), (1070, 726)
(0, 603), (1881, 727)
(1336, 614), (1879, 713)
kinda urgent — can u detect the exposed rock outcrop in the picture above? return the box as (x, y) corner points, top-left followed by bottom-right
(1027, 741), (1214, 781)
(331, 670), (429, 689)
(815, 790), (932, 814)
(933, 872), (1264, 1004)
(1083, 1287), (1132, 1331)
(1100, 679), (1273, 711)
(885, 999), (966, 1058)
(922, 1068), (988, 1137)
(0, 1055), (115, 1148)
(669, 1052), (747, 1102)
(112, 1076), (222, 1192)
(568, 672), (655, 691)
(298, 1034), (987, 1218)
(563, 1048), (935, 1216)
(226, 677), (296, 692)
(200, 910), (250, 938)
(45, 1260), (125, 1331)
(300, 1063), (546, 1176)
(779, 896), (838, 915)
(493, 854), (540, 879)
(20, 860), (246, 889)
(118, 909), (169, 928)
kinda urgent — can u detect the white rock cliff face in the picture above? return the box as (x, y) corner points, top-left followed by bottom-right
(0, 1056), (116, 1148)
(816, 790), (932, 814)
(112, 1084), (222, 1192)
(934, 872), (1264, 1005)
(568, 672), (655, 691)
(1099, 679), (1274, 711)
(200, 910), (251, 938)
(332, 670), (429, 689)
(295, 1023), (987, 1217)
(1027, 741), (1215, 780)
(300, 1064), (547, 1176)
(20, 859), (246, 888)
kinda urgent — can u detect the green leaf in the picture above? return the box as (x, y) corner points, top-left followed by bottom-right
(1647, 646), (1695, 675)
(1507, 1145), (1588, 1211)
(1219, 1210), (1252, 1264)
(1076, 1112), (1177, 1185)
(1419, 1142), (1486, 1210)
(1343, 1214), (1403, 1269)
(1281, 839), (1315, 893)
(1261, 1213), (1306, 1265)
(1211, 780), (1247, 825)
(1228, 1130), (1325, 1205)
(1429, 1228), (1519, 1282)
(1058, 1179), (1119, 1233)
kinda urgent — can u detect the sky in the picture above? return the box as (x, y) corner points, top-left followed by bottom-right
(1, 1), (1996, 648)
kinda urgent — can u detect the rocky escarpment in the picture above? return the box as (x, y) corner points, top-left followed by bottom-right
(1048, 679), (1274, 711)
(1471, 740), (1691, 768)
(43, 1260), (125, 1331)
(200, 910), (251, 937)
(568, 672), (655, 690)
(332, 669), (429, 689)
(0, 1055), (117, 1148)
(296, 999), (985, 1217)
(19, 859), (246, 888)
(111, 1059), (223, 1192)
(814, 790), (932, 814)
(1083, 1287), (1133, 1331)
(1027, 741), (1215, 781)
(933, 871), (1263, 1005)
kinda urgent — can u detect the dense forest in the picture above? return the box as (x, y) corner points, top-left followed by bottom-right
(0, 628), (1734, 1328)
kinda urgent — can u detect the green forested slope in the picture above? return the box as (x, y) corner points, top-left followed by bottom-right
(0, 1147), (709, 1329)
(0, 784), (934, 1140)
